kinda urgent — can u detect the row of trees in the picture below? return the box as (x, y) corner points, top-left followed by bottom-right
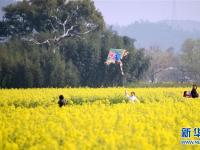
(0, 0), (150, 88)
(145, 39), (200, 83)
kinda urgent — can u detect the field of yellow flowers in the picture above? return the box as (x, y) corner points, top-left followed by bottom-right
(1, 88), (200, 149)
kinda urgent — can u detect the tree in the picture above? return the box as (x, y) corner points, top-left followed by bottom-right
(180, 38), (200, 82)
(145, 46), (177, 83)
(65, 59), (80, 87)
(1, 0), (104, 51)
(0, 1), (150, 88)
(128, 48), (150, 81)
(100, 30), (150, 86)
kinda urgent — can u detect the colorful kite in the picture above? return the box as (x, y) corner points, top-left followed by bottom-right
(105, 48), (128, 75)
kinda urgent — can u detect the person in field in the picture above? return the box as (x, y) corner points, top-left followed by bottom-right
(191, 84), (199, 98)
(58, 95), (67, 107)
(183, 91), (192, 98)
(183, 84), (199, 98)
(125, 90), (138, 102)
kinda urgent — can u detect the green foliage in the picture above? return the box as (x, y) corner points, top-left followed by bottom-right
(0, 0), (150, 88)
(1, 0), (104, 38)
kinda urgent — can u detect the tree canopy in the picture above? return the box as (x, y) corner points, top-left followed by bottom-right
(0, 0), (150, 88)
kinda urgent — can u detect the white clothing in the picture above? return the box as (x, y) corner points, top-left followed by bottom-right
(128, 96), (137, 102)
(128, 96), (137, 101)
(125, 93), (137, 102)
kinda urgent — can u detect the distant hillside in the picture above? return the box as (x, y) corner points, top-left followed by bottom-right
(113, 20), (200, 51)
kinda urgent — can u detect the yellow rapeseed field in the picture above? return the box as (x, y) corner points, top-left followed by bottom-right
(0, 88), (200, 150)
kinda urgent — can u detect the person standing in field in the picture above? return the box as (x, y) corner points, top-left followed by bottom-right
(125, 90), (138, 103)
(58, 95), (67, 107)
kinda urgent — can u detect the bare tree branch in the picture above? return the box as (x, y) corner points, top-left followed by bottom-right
(51, 16), (63, 26)
(23, 38), (51, 45)
(55, 25), (75, 42)
(49, 22), (57, 33)
(23, 4), (98, 49)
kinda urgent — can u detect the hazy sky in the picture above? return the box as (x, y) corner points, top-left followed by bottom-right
(1, 0), (200, 25)
(94, 0), (200, 25)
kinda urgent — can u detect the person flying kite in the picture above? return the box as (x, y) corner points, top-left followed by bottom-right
(105, 48), (129, 75)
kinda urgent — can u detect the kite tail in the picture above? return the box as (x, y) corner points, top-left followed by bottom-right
(119, 61), (124, 75)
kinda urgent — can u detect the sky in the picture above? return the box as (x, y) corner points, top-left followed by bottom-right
(93, 0), (200, 26)
(0, 0), (200, 25)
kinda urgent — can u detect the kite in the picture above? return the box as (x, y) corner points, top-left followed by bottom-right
(105, 48), (129, 75)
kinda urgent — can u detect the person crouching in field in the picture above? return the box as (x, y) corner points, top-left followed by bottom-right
(183, 84), (199, 98)
(191, 84), (199, 98)
(183, 91), (192, 98)
(58, 95), (67, 107)
(125, 90), (138, 103)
